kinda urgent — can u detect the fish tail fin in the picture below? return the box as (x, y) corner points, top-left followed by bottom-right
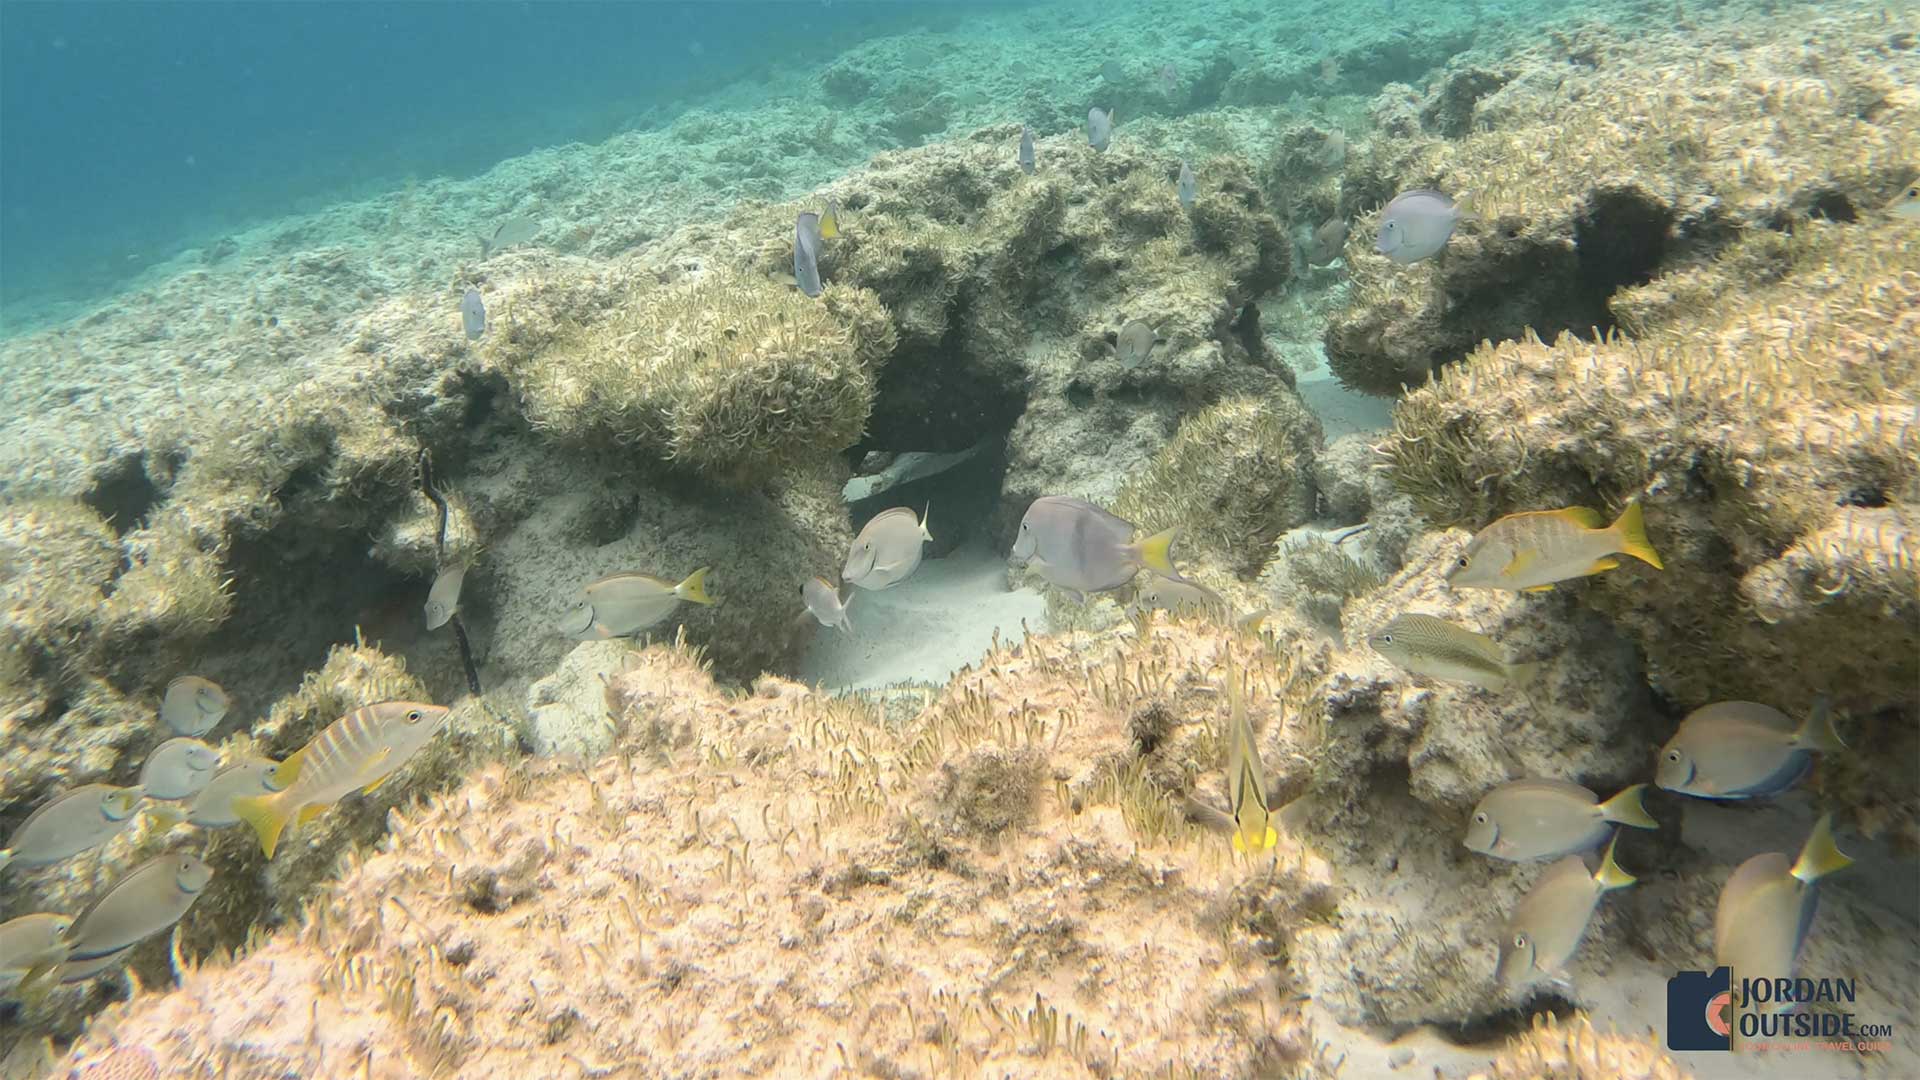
(1599, 784), (1659, 830)
(1235, 609), (1269, 636)
(1791, 813), (1852, 883)
(0, 849), (13, 875)
(920, 503), (933, 542)
(1594, 833), (1636, 890)
(1259, 825), (1279, 851)
(1231, 831), (1250, 854)
(1131, 527), (1180, 577)
(1609, 499), (1663, 569)
(1453, 190), (1480, 224)
(1794, 695), (1846, 754)
(233, 791), (293, 859)
(143, 803), (187, 831)
(17, 959), (60, 997)
(1505, 659), (1544, 690)
(676, 567), (715, 605)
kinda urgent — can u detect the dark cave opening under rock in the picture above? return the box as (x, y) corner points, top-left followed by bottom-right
(81, 452), (163, 537)
(1573, 186), (1674, 297)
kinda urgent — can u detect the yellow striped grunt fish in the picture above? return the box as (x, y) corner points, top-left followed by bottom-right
(1446, 500), (1663, 592)
(1224, 658), (1276, 855)
(233, 701), (451, 858)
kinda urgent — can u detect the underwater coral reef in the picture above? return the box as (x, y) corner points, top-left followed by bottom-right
(2, 0), (1917, 1077)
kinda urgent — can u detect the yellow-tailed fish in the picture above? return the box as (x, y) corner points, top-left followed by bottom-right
(1496, 832), (1635, 988)
(1656, 699), (1844, 800)
(844, 506), (932, 591)
(1465, 779), (1657, 861)
(1368, 613), (1538, 692)
(187, 757), (289, 828)
(42, 854), (212, 987)
(1887, 181), (1920, 219)
(0, 784), (143, 873)
(1224, 658), (1277, 854)
(424, 564), (467, 630)
(160, 674), (230, 736)
(557, 567), (713, 639)
(232, 701), (452, 858)
(137, 736), (220, 801)
(1446, 500), (1662, 592)
(819, 199), (841, 239)
(1715, 814), (1852, 1012)
(1009, 496), (1180, 599)
(1, 913), (73, 992)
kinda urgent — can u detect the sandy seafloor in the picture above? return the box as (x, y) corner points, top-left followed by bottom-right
(2, 0), (1916, 1075)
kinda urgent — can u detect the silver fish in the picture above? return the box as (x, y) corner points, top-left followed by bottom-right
(795, 212), (824, 298)
(1656, 700), (1844, 800)
(1157, 62), (1178, 95)
(53, 854), (213, 983)
(461, 287), (487, 340)
(1018, 126), (1036, 175)
(802, 577), (854, 633)
(425, 564), (467, 630)
(1177, 160), (1196, 209)
(558, 567), (715, 639)
(1114, 319), (1160, 368)
(1375, 189), (1467, 264)
(1887, 181), (1920, 219)
(1009, 496), (1180, 598)
(232, 702), (452, 859)
(1087, 108), (1113, 152)
(1367, 613), (1536, 692)
(1, 913), (74, 991)
(138, 737), (220, 801)
(480, 214), (539, 258)
(1496, 833), (1635, 988)
(1715, 814), (1852, 1013)
(160, 675), (230, 737)
(1465, 780), (1657, 861)
(844, 506), (932, 591)
(187, 757), (288, 828)
(1130, 575), (1230, 620)
(0, 785), (143, 873)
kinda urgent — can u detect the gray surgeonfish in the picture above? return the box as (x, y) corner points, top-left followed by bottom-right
(1177, 159), (1196, 209)
(1, 913), (73, 992)
(425, 564), (467, 631)
(844, 506), (932, 591)
(1715, 814), (1852, 1012)
(0, 785), (143, 873)
(1018, 126), (1036, 174)
(1008, 496), (1181, 599)
(1374, 189), (1471, 264)
(558, 568), (715, 639)
(794, 212), (824, 297)
(1496, 833), (1635, 989)
(802, 576), (854, 633)
(1465, 779), (1657, 861)
(1656, 700), (1844, 800)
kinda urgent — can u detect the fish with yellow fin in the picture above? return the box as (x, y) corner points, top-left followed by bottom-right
(1446, 500), (1662, 592)
(1715, 814), (1852, 1012)
(1224, 658), (1277, 854)
(233, 701), (451, 859)
(819, 199), (842, 239)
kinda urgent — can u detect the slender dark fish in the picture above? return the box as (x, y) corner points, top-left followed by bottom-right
(795, 212), (824, 297)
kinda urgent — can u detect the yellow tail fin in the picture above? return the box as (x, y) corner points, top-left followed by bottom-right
(676, 567), (714, 605)
(1594, 833), (1636, 890)
(1131, 528), (1179, 577)
(1793, 696), (1846, 754)
(1791, 813), (1852, 883)
(233, 792), (292, 859)
(1609, 500), (1663, 569)
(1599, 783), (1658, 829)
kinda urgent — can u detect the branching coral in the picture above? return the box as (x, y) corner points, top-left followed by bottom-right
(506, 268), (895, 480)
(1113, 395), (1323, 576)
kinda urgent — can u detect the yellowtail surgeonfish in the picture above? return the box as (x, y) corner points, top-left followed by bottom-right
(42, 853), (213, 987)
(1446, 501), (1662, 592)
(1, 913), (74, 993)
(1224, 658), (1277, 855)
(1368, 613), (1538, 692)
(844, 507), (932, 591)
(233, 701), (452, 859)
(1465, 779), (1657, 861)
(1715, 814), (1852, 1013)
(557, 568), (713, 639)
(160, 674), (230, 736)
(1496, 832), (1635, 989)
(1656, 699), (1844, 800)
(1009, 496), (1180, 601)
(187, 757), (288, 828)
(802, 576), (854, 633)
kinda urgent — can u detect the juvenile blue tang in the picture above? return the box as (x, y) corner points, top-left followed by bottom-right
(1656, 700), (1844, 799)
(1375, 189), (1468, 264)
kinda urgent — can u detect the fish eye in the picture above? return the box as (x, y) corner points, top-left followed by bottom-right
(1513, 933), (1528, 948)
(1473, 811), (1489, 824)
(1456, 555), (1470, 567)
(1379, 633), (1393, 644)
(1664, 749), (1682, 764)
(405, 709), (424, 723)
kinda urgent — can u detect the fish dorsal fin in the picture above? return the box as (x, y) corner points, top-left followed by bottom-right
(1555, 507), (1605, 529)
(277, 746), (309, 789)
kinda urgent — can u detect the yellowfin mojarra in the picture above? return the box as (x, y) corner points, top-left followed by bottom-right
(233, 701), (451, 858)
(1447, 500), (1662, 592)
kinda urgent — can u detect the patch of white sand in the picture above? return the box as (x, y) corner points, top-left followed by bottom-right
(799, 540), (1046, 692)
(1297, 364), (1395, 439)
